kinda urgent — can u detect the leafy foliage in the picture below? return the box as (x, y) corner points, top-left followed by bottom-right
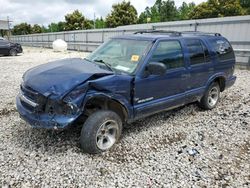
(95, 17), (106, 29)
(64, 10), (92, 30)
(160, 0), (179, 21)
(31, 24), (42, 34)
(189, 0), (245, 19)
(47, 22), (66, 32)
(139, 0), (191, 23)
(12, 23), (32, 35)
(240, 0), (250, 14)
(178, 2), (196, 20)
(11, 0), (249, 35)
(106, 1), (137, 28)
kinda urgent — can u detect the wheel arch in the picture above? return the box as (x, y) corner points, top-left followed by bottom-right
(206, 73), (226, 92)
(83, 93), (131, 123)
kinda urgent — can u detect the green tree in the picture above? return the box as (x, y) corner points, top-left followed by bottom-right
(12, 23), (32, 35)
(219, 0), (245, 16)
(48, 22), (59, 32)
(31, 24), (42, 34)
(106, 1), (137, 28)
(138, 0), (178, 23)
(47, 22), (66, 32)
(190, 0), (245, 19)
(241, 0), (250, 14)
(178, 2), (196, 20)
(57, 21), (66, 31)
(65, 10), (91, 30)
(95, 17), (106, 29)
(138, 7), (152, 23)
(160, 0), (178, 21)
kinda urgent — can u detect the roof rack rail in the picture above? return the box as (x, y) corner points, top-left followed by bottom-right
(181, 31), (221, 36)
(133, 30), (222, 37)
(134, 30), (181, 36)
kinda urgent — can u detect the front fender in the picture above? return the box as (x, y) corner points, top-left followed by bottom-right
(82, 91), (133, 120)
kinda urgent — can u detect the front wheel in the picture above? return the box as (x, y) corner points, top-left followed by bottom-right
(80, 110), (122, 154)
(198, 82), (220, 110)
(9, 49), (17, 56)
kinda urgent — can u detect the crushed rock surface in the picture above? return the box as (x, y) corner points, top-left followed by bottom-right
(0, 47), (249, 187)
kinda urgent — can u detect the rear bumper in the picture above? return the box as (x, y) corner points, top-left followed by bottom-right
(16, 93), (80, 130)
(225, 75), (236, 89)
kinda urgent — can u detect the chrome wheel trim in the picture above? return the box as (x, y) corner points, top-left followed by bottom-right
(208, 87), (219, 107)
(96, 120), (118, 150)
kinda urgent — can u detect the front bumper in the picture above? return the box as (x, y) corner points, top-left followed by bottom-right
(16, 93), (80, 129)
(16, 46), (23, 53)
(225, 75), (236, 89)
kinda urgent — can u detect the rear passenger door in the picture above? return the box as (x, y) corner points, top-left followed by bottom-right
(184, 38), (213, 94)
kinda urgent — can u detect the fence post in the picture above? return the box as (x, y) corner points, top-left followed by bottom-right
(86, 32), (88, 52)
(74, 32), (76, 51)
(102, 30), (104, 43)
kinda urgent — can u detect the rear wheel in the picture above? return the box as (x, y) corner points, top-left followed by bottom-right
(80, 110), (122, 154)
(9, 49), (17, 56)
(198, 82), (220, 110)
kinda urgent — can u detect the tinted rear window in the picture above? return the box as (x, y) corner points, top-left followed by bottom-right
(185, 39), (207, 65)
(210, 39), (234, 61)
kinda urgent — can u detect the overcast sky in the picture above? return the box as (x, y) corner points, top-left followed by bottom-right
(1, 0), (205, 27)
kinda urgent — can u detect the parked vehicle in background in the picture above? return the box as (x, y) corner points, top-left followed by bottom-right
(0, 37), (23, 56)
(16, 30), (236, 154)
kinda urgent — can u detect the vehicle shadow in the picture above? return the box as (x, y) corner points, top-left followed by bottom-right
(13, 102), (199, 154)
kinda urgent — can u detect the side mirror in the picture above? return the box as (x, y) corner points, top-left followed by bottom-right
(146, 62), (166, 76)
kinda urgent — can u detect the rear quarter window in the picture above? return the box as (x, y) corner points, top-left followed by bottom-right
(210, 38), (234, 61)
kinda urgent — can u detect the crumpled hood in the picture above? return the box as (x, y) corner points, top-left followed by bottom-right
(23, 58), (112, 97)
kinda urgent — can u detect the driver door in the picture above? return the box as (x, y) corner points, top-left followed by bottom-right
(133, 40), (188, 119)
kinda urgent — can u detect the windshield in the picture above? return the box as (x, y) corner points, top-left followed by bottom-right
(86, 39), (153, 74)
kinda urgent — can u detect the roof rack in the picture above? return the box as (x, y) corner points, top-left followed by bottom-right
(134, 30), (182, 36)
(181, 31), (221, 36)
(133, 30), (221, 37)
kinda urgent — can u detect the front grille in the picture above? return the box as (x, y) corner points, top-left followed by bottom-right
(21, 100), (34, 112)
(20, 84), (46, 112)
(21, 84), (37, 100)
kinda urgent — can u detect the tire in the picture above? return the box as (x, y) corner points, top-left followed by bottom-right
(80, 110), (122, 154)
(198, 82), (220, 110)
(9, 49), (17, 56)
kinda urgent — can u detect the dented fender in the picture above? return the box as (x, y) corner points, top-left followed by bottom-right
(80, 74), (135, 121)
(83, 91), (133, 120)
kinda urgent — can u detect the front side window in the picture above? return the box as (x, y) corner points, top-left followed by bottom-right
(149, 40), (184, 69)
(87, 39), (152, 74)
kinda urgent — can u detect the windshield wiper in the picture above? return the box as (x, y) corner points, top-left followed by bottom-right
(93, 59), (114, 72)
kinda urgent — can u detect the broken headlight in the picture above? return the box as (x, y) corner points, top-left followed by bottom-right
(46, 100), (79, 116)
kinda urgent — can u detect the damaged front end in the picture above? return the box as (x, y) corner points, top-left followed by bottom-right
(16, 58), (115, 129)
(16, 82), (87, 130)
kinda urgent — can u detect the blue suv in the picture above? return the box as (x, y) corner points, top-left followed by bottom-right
(16, 31), (236, 153)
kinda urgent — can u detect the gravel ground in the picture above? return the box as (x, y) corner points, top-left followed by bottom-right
(0, 47), (249, 187)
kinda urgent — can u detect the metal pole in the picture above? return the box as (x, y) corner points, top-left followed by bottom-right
(94, 13), (96, 29)
(7, 16), (10, 40)
(194, 22), (199, 32)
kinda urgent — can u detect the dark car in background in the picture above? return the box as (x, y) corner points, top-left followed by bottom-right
(0, 37), (23, 56)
